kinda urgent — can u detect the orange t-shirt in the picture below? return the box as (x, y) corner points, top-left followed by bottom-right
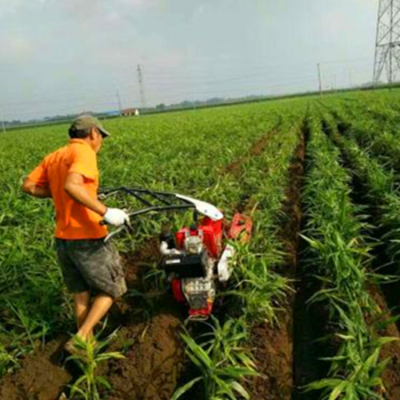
(28, 139), (108, 240)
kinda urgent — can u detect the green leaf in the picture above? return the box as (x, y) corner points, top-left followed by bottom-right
(171, 377), (203, 400)
(231, 381), (250, 399)
(95, 375), (112, 390)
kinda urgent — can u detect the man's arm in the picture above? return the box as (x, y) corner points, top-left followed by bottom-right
(22, 179), (52, 198)
(64, 172), (107, 216)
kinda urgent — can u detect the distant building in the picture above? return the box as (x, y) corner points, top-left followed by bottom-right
(121, 108), (140, 117)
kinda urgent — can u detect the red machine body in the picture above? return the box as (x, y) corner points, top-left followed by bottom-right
(165, 214), (252, 320)
(175, 217), (223, 258)
(228, 214), (252, 243)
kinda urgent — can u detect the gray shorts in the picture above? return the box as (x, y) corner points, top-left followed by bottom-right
(55, 238), (127, 299)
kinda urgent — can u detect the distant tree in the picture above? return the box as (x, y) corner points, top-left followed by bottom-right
(205, 97), (224, 105)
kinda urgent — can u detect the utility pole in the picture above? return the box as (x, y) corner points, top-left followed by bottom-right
(373, 0), (400, 86)
(0, 105), (6, 134)
(348, 69), (353, 88)
(317, 63), (322, 95)
(137, 64), (147, 109)
(116, 89), (122, 116)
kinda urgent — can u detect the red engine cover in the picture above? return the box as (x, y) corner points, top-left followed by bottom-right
(171, 279), (186, 303)
(189, 301), (213, 319)
(228, 214), (252, 244)
(175, 216), (223, 258)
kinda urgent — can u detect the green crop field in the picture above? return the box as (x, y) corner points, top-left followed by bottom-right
(2, 90), (400, 400)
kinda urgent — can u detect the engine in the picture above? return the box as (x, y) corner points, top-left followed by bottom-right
(159, 217), (223, 319)
(159, 214), (252, 320)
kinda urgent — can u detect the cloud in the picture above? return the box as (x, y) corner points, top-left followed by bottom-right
(117, 0), (148, 7)
(0, 34), (33, 62)
(60, 0), (158, 19)
(116, 0), (161, 10)
(0, 0), (24, 17)
(152, 49), (187, 69)
(60, 0), (103, 19)
(105, 10), (122, 24)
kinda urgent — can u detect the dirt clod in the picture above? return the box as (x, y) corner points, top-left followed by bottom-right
(248, 311), (293, 400)
(368, 285), (400, 400)
(100, 313), (186, 400)
(0, 338), (72, 400)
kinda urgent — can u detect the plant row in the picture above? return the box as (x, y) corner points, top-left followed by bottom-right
(301, 111), (393, 399)
(172, 113), (307, 399)
(324, 112), (400, 279)
(320, 93), (400, 176)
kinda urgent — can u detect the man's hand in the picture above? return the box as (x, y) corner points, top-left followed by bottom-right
(103, 208), (130, 226)
(22, 179), (52, 198)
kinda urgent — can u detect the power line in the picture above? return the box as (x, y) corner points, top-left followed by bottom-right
(0, 77), (317, 121)
(140, 56), (373, 72)
(144, 77), (319, 103)
(0, 62), (373, 108)
(0, 58), (373, 107)
(116, 58), (373, 82)
(0, 62), (374, 121)
(2, 73), (318, 111)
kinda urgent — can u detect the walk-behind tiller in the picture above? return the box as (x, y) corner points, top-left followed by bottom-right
(99, 187), (252, 320)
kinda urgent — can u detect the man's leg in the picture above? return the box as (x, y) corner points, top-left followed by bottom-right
(76, 293), (114, 341)
(74, 291), (91, 329)
(70, 239), (126, 342)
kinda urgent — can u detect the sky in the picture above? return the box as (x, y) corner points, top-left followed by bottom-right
(0, 0), (378, 121)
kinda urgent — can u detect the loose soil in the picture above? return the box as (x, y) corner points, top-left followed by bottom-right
(100, 241), (188, 400)
(0, 239), (188, 400)
(0, 337), (72, 400)
(99, 313), (186, 400)
(368, 285), (400, 400)
(246, 125), (306, 400)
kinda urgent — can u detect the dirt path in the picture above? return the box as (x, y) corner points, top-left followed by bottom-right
(247, 124), (305, 400)
(224, 121), (281, 177)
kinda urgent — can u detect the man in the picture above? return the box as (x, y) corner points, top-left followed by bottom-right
(22, 115), (129, 352)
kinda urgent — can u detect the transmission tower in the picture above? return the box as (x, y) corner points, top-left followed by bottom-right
(137, 64), (147, 109)
(373, 0), (400, 85)
(116, 89), (122, 116)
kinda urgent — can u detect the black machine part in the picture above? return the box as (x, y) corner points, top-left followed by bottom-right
(160, 250), (209, 279)
(98, 187), (224, 243)
(99, 187), (195, 242)
(159, 231), (176, 250)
